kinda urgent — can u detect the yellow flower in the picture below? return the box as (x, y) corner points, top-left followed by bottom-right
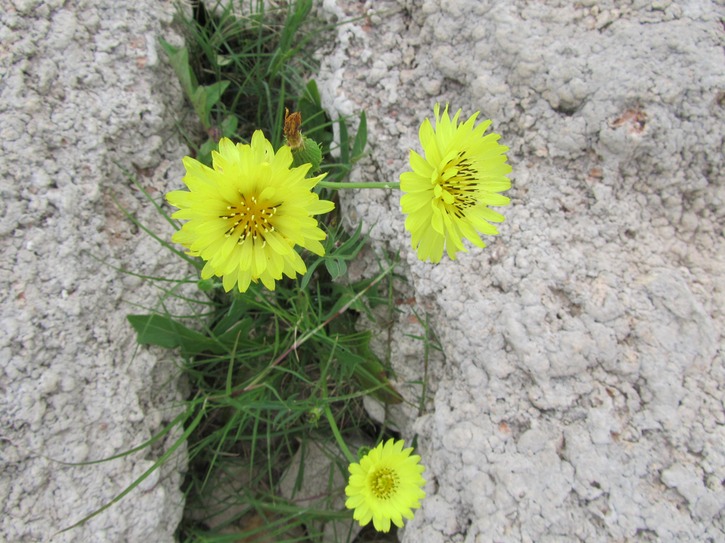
(400, 104), (512, 262)
(166, 131), (334, 292)
(344, 438), (426, 533)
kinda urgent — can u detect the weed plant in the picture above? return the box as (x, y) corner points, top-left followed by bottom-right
(103, 1), (423, 542)
(62, 0), (514, 538)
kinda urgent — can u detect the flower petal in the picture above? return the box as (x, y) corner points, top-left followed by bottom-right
(400, 105), (511, 262)
(344, 439), (426, 533)
(166, 133), (334, 292)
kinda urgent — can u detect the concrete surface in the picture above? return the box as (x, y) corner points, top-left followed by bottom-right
(2, 0), (724, 542)
(1, 1), (188, 541)
(316, 0), (724, 541)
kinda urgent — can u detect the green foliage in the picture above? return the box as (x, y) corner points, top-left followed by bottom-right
(162, 5), (367, 177)
(99, 2), (423, 541)
(298, 79), (368, 182)
(164, 0), (322, 162)
(128, 313), (239, 355)
(298, 80), (333, 151)
(159, 38), (231, 131)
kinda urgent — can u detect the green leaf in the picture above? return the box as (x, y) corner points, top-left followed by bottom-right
(299, 258), (323, 290)
(220, 115), (238, 138)
(330, 222), (366, 260)
(351, 110), (367, 162)
(159, 39), (229, 131)
(128, 314), (227, 356)
(197, 138), (218, 167)
(301, 79), (321, 107)
(324, 258), (347, 279)
(215, 54), (234, 67)
(327, 284), (366, 316)
(211, 296), (253, 336)
(338, 117), (350, 165)
(191, 80), (230, 128)
(298, 80), (333, 151)
(335, 334), (403, 405)
(159, 39), (198, 100)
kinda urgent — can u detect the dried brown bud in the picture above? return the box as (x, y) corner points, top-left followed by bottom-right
(284, 108), (303, 150)
(283, 108), (322, 171)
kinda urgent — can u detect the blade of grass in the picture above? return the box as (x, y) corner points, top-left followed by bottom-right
(59, 403), (205, 533)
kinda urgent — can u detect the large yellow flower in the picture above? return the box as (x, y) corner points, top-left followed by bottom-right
(344, 438), (426, 533)
(400, 104), (512, 262)
(166, 131), (334, 292)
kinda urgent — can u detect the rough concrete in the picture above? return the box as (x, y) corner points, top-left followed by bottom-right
(2, 0), (724, 542)
(1, 1), (189, 541)
(316, 0), (725, 541)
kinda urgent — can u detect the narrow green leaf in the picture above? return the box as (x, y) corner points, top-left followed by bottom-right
(299, 258), (324, 290)
(59, 404), (205, 533)
(298, 80), (334, 151)
(127, 314), (226, 356)
(158, 38), (197, 102)
(196, 138), (217, 167)
(211, 296), (251, 335)
(202, 80), (230, 118)
(336, 341), (403, 405)
(303, 79), (321, 106)
(221, 115), (238, 138)
(351, 110), (367, 162)
(338, 117), (350, 165)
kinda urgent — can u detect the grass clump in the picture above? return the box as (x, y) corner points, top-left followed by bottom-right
(119, 2), (418, 542)
(161, 0), (342, 168)
(65, 0), (514, 538)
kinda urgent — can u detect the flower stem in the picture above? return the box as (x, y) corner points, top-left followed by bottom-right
(317, 181), (401, 190)
(324, 404), (357, 464)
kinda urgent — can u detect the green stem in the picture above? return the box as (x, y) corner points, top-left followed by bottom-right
(324, 404), (356, 464)
(317, 181), (401, 190)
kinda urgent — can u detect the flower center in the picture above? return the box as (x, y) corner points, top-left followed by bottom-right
(438, 151), (479, 217)
(220, 194), (278, 246)
(369, 467), (399, 500)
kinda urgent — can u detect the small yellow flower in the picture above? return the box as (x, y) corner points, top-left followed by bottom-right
(400, 104), (512, 262)
(166, 131), (334, 292)
(344, 438), (426, 533)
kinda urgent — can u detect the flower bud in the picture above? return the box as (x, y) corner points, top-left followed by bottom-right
(284, 109), (323, 171)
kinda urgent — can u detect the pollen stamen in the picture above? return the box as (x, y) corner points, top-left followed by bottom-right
(438, 152), (480, 213)
(369, 467), (400, 501)
(221, 194), (280, 244)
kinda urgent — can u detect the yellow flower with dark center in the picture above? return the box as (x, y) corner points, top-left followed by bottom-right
(166, 131), (334, 292)
(344, 439), (426, 533)
(400, 104), (512, 262)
